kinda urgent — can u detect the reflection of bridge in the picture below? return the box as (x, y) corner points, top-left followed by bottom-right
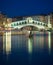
(5, 17), (52, 31)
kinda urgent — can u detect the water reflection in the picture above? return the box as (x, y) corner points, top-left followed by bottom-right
(2, 31), (52, 55)
(28, 38), (33, 53)
(33, 32), (44, 49)
(0, 31), (53, 65)
(48, 32), (51, 53)
(3, 31), (11, 55)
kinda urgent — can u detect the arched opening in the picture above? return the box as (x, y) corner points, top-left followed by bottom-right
(20, 26), (39, 31)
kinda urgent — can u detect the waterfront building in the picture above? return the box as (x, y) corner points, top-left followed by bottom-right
(0, 12), (53, 30)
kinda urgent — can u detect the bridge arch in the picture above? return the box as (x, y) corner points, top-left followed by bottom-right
(20, 25), (39, 31)
(12, 23), (46, 30)
(10, 19), (48, 30)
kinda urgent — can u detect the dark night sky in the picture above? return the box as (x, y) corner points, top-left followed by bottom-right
(0, 0), (53, 17)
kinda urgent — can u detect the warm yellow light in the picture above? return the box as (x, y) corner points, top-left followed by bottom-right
(28, 38), (32, 53)
(48, 32), (51, 53)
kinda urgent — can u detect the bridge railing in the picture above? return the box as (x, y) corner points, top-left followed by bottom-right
(11, 20), (48, 28)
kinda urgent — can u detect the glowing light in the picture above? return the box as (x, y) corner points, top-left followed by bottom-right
(28, 38), (32, 53)
(6, 32), (11, 55)
(48, 32), (51, 53)
(3, 24), (11, 55)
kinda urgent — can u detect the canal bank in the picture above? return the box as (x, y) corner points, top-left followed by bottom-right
(0, 30), (53, 35)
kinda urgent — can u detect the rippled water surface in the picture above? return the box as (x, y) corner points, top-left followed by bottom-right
(0, 32), (53, 65)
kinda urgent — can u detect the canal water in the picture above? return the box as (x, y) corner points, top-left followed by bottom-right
(0, 32), (53, 65)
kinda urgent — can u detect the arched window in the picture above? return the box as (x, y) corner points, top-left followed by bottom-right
(41, 23), (42, 25)
(38, 23), (40, 25)
(17, 23), (18, 25)
(22, 22), (24, 24)
(19, 23), (21, 25)
(28, 20), (29, 23)
(35, 22), (37, 24)
(43, 24), (45, 26)
(14, 24), (16, 26)
(25, 21), (27, 24)
(45, 24), (48, 27)
(11, 24), (13, 26)
(32, 21), (34, 24)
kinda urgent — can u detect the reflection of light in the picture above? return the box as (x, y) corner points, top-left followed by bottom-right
(48, 15), (51, 53)
(3, 31), (11, 55)
(28, 38), (32, 53)
(48, 32), (51, 53)
(6, 32), (11, 55)
(27, 31), (30, 34)
(3, 33), (6, 52)
(33, 32), (44, 49)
